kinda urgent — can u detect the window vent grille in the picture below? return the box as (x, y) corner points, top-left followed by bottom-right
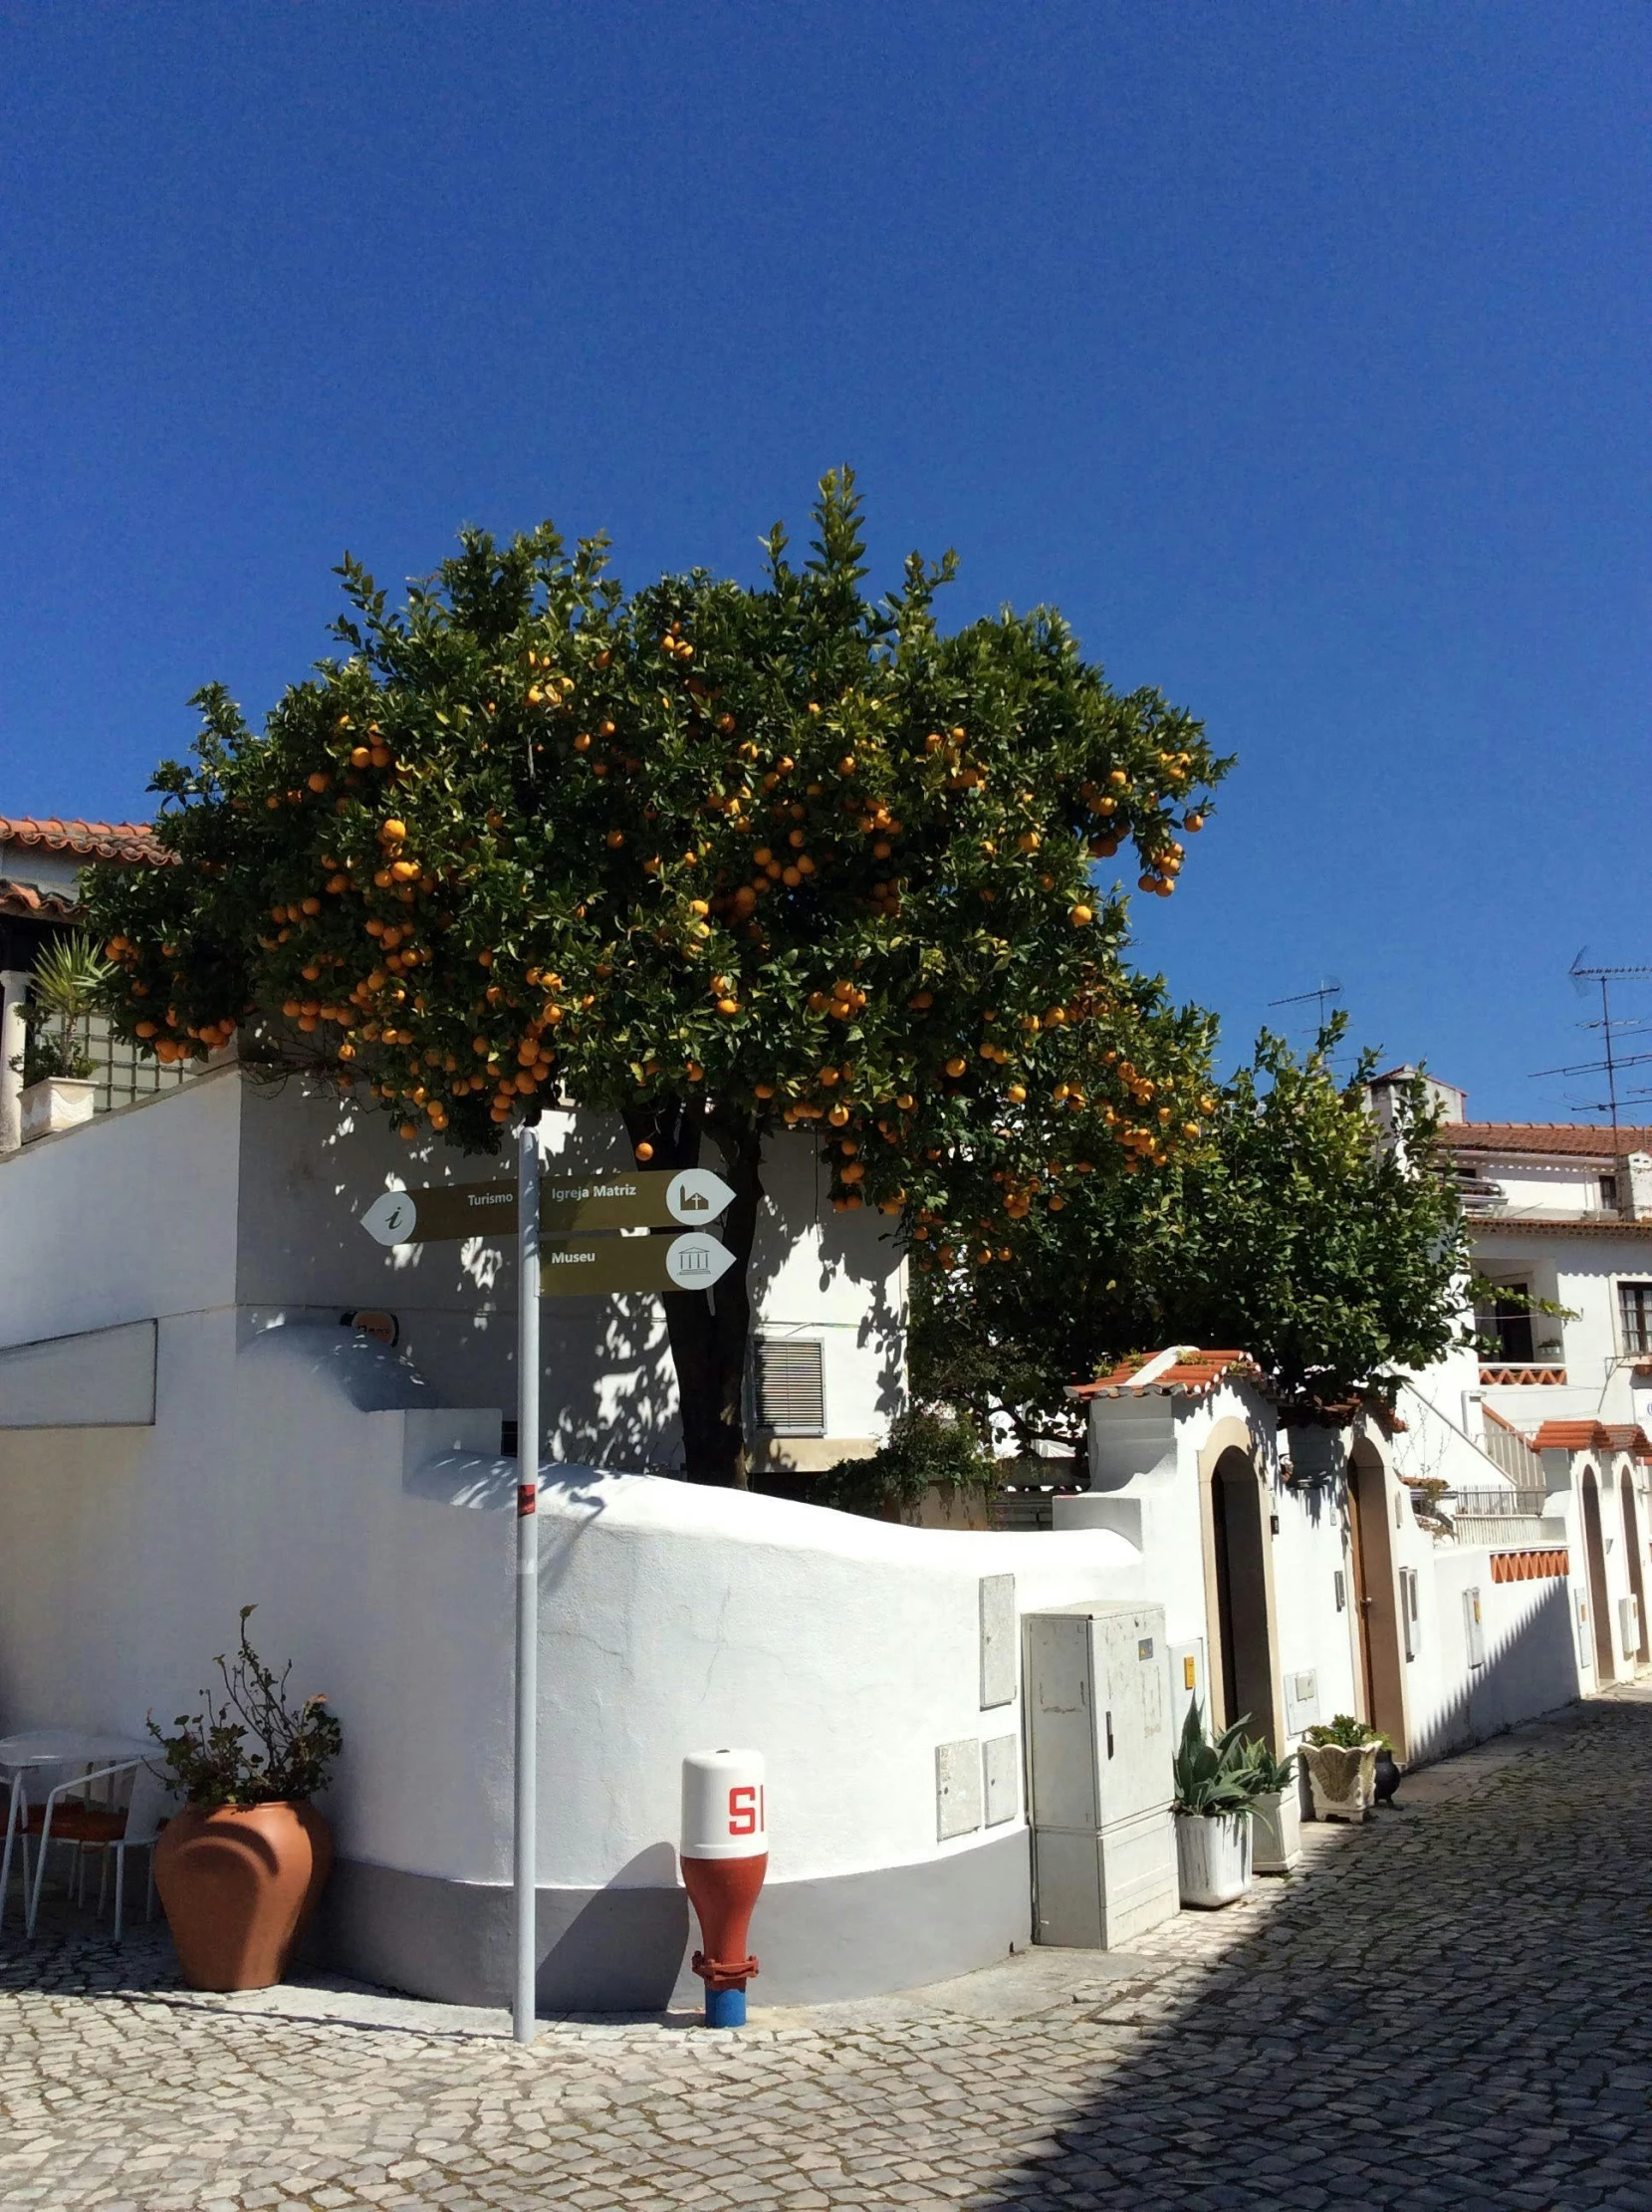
(756, 1338), (826, 1435)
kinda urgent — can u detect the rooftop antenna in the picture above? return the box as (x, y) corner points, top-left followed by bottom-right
(1529, 952), (1652, 1137)
(1268, 977), (1342, 1031)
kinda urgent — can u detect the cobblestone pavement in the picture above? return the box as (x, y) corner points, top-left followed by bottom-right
(4, 1690), (1652, 2210)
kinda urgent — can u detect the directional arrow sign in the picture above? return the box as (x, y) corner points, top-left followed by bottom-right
(541, 1167), (736, 1234)
(539, 1231), (737, 1297)
(358, 1168), (736, 1247)
(358, 1183), (516, 1246)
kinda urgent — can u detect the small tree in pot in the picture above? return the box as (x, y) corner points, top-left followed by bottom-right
(148, 1607), (343, 1991)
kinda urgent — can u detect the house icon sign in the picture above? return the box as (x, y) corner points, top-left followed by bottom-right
(679, 1190), (710, 1213)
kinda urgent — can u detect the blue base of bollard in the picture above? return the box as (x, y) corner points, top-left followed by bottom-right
(704, 1984), (747, 2028)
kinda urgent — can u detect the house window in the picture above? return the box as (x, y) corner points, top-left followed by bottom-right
(1600, 1174), (1619, 1212)
(755, 1338), (826, 1435)
(1400, 1568), (1421, 1661)
(1619, 1282), (1652, 1358)
(1476, 1280), (1534, 1364)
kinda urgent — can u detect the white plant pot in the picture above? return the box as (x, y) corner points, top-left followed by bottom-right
(1302, 1742), (1377, 1823)
(20, 1077), (96, 1143)
(1175, 1810), (1253, 1908)
(1251, 1787), (1302, 1872)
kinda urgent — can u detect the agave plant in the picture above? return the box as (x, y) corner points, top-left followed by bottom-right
(1172, 1697), (1262, 1816)
(1237, 1737), (1298, 1798)
(13, 932), (112, 1085)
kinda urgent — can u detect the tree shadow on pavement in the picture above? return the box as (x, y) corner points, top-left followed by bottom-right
(981, 1696), (1652, 2212)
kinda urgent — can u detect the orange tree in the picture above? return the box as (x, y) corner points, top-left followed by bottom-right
(85, 473), (1229, 1486)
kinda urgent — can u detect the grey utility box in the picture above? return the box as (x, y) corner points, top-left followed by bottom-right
(1023, 1602), (1179, 1949)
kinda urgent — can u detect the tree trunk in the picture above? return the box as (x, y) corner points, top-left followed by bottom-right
(622, 1099), (766, 1487)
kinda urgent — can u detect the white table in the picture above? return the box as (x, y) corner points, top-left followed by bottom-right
(0, 1728), (154, 1932)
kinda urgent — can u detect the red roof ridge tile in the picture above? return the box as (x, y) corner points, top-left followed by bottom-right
(1440, 1121), (1652, 1157)
(0, 814), (168, 864)
(1068, 1346), (1262, 1400)
(1531, 1419), (1613, 1452)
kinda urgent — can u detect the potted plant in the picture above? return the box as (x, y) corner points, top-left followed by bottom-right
(13, 933), (108, 1141)
(1171, 1700), (1258, 1908)
(1241, 1739), (1301, 1872)
(149, 1606), (343, 1992)
(1299, 1714), (1385, 1823)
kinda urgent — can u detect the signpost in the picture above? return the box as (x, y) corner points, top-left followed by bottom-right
(540, 1230), (737, 1296)
(513, 1126), (540, 2049)
(354, 1156), (737, 2044)
(358, 1167), (734, 1246)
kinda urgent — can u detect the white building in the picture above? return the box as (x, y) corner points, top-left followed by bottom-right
(0, 815), (191, 1154)
(0, 1062), (1154, 2005)
(1, 1050), (1644, 2012)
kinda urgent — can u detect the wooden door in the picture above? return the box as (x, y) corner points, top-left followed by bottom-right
(1348, 1470), (1378, 1723)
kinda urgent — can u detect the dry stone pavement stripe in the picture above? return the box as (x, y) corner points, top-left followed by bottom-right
(3, 1693), (1652, 2209)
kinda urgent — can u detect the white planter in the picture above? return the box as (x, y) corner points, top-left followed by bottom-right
(1302, 1742), (1377, 1823)
(1251, 1787), (1302, 1872)
(20, 1077), (96, 1143)
(1175, 1810), (1252, 1908)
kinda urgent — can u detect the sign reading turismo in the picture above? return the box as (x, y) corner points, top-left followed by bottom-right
(357, 1166), (735, 1248)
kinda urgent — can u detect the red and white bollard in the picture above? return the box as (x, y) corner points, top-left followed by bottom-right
(680, 1749), (767, 2028)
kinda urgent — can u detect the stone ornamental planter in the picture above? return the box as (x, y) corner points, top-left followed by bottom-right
(1175, 1810), (1253, 1907)
(1251, 1786), (1303, 1872)
(1301, 1741), (1377, 1823)
(20, 1076), (96, 1143)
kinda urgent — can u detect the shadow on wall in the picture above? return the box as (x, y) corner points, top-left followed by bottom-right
(538, 1843), (689, 2010)
(540, 1296), (681, 1472)
(974, 1694), (1652, 2209)
(1408, 1579), (1579, 1765)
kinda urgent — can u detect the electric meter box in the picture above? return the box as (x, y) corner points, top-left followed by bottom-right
(1023, 1602), (1179, 1949)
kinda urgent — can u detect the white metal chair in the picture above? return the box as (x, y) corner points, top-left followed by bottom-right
(90, 1765), (172, 1942)
(25, 1759), (141, 1937)
(1, 1768), (34, 1933)
(1, 1757), (80, 1934)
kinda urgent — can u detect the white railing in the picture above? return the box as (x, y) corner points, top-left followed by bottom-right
(1480, 1420), (1540, 1488)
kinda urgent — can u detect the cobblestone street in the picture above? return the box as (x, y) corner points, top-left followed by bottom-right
(3, 1690), (1650, 2211)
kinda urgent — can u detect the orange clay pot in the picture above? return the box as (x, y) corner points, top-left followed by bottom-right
(154, 1801), (333, 1991)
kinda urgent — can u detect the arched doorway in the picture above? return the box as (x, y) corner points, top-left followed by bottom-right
(1207, 1445), (1279, 1746)
(1347, 1443), (1409, 1754)
(1580, 1468), (1615, 1684)
(1620, 1471), (1649, 1667)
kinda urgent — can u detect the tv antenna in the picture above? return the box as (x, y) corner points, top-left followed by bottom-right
(1268, 977), (1342, 1028)
(1528, 952), (1652, 1138)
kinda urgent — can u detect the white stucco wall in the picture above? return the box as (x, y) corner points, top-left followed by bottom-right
(1068, 1377), (1604, 1773)
(0, 1316), (1141, 1901)
(0, 1068), (905, 1474)
(1470, 1221), (1652, 1432)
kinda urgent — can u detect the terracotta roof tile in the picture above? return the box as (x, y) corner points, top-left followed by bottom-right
(0, 815), (168, 864)
(0, 877), (82, 920)
(1531, 1420), (1613, 1453)
(1600, 1424), (1652, 1464)
(1439, 1121), (1652, 1160)
(1068, 1347), (1262, 1400)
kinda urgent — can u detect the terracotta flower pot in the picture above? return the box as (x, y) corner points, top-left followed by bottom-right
(154, 1801), (333, 1991)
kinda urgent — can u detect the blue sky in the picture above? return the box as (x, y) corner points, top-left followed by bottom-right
(3, 5), (1647, 1118)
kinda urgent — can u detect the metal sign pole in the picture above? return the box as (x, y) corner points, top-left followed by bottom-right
(513, 1119), (541, 2046)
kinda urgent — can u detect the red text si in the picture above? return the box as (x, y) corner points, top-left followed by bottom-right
(728, 1785), (759, 1837)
